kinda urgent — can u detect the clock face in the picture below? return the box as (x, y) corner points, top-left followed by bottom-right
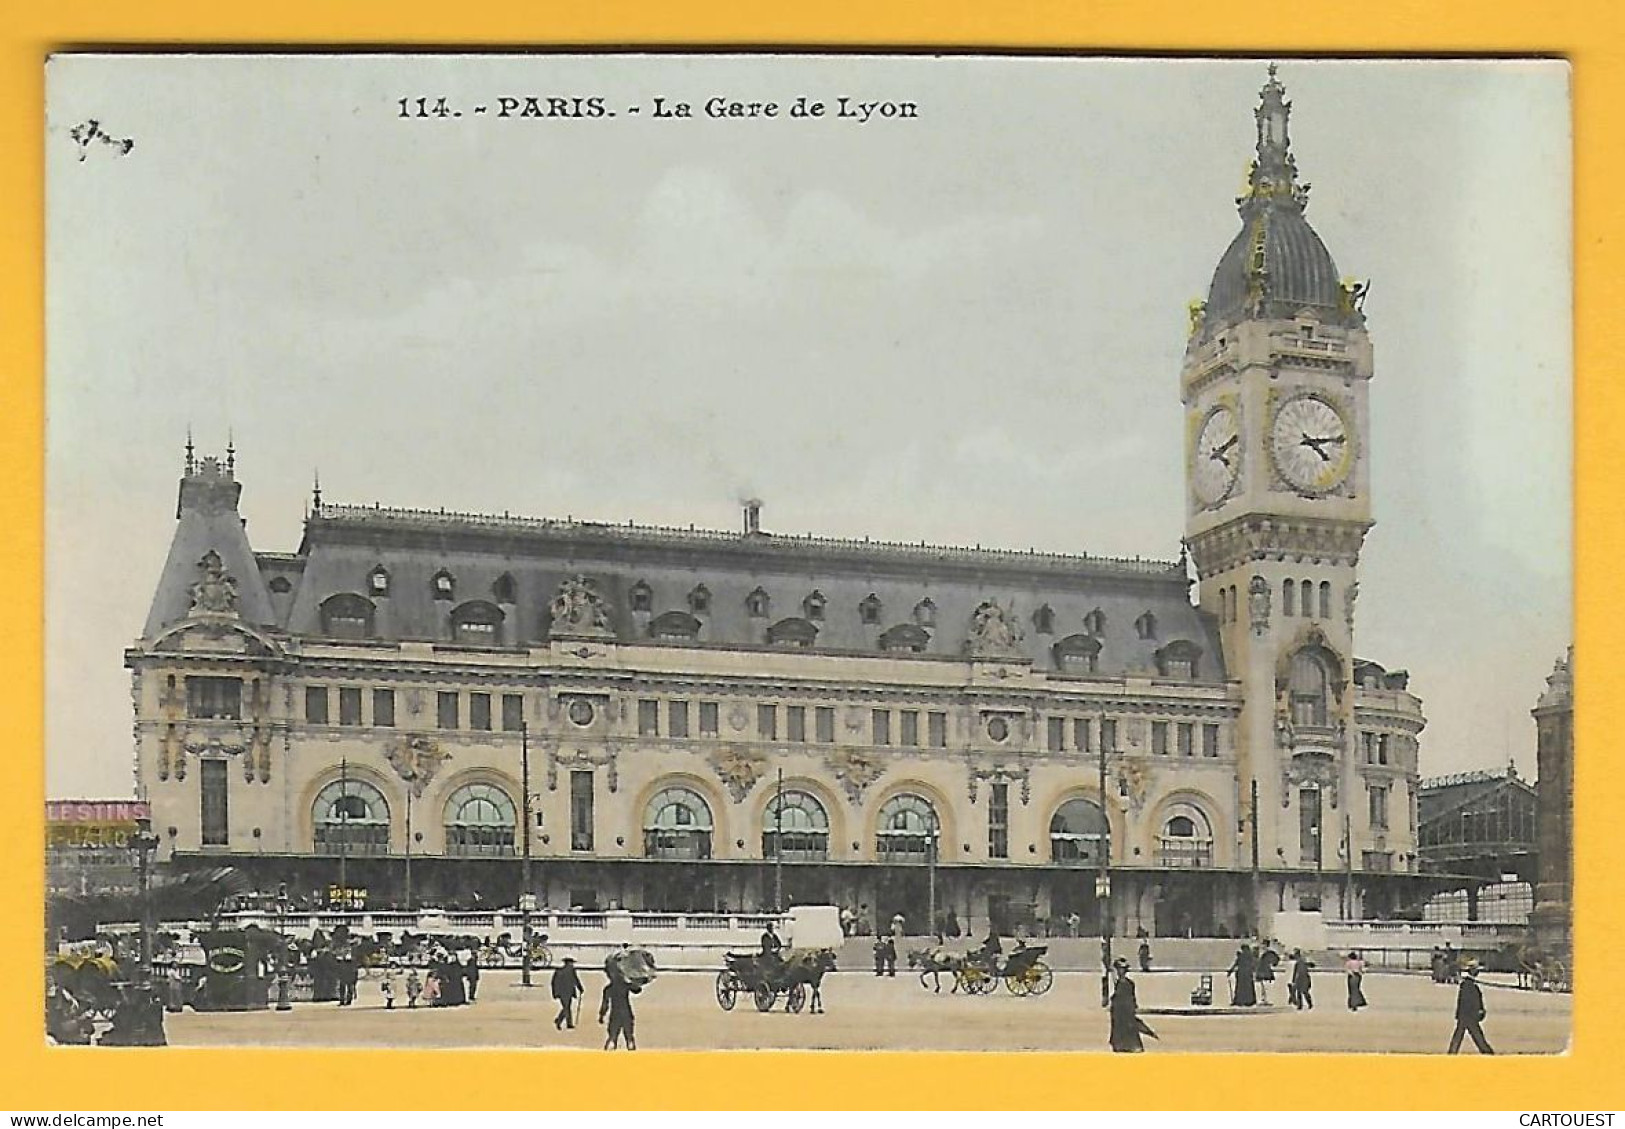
(1271, 394), (1353, 494)
(1192, 405), (1241, 506)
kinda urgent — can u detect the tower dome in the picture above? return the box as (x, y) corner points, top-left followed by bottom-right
(1197, 66), (1365, 338)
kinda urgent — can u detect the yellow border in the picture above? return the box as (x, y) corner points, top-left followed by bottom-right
(4, 1), (1616, 1111)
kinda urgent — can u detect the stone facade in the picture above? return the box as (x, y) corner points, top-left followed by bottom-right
(123, 70), (1426, 938)
(1529, 648), (1573, 958)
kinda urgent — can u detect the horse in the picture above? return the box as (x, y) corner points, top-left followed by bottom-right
(779, 948), (838, 1013)
(907, 946), (966, 993)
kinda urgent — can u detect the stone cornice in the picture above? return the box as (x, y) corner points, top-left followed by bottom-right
(1188, 514), (1371, 576)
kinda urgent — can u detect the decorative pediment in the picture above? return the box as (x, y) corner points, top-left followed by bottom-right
(543, 743), (619, 792)
(548, 574), (614, 638)
(708, 745), (769, 803)
(149, 617), (280, 657)
(1282, 750), (1340, 809)
(384, 734), (449, 796)
(967, 762), (1031, 805)
(966, 599), (1024, 657)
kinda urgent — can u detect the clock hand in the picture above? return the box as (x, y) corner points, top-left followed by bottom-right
(1211, 435), (1238, 457)
(1299, 435), (1332, 462)
(1304, 435), (1345, 447)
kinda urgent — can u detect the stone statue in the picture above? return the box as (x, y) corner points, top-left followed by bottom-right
(1343, 580), (1359, 629)
(549, 574), (614, 637)
(1248, 575), (1271, 636)
(966, 599), (1025, 657)
(188, 550), (239, 615)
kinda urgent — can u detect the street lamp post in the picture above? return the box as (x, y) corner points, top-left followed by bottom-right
(1097, 714), (1113, 1008)
(337, 757), (349, 904)
(520, 721), (534, 989)
(773, 768), (785, 914)
(275, 882), (292, 1011)
(130, 815), (160, 989)
(927, 810), (938, 938)
(404, 784), (414, 914)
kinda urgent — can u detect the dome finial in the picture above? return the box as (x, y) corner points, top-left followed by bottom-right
(1243, 64), (1306, 214)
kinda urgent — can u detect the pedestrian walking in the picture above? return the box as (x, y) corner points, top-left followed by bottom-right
(464, 951), (481, 1003)
(405, 967), (421, 1008)
(1289, 949), (1314, 1010)
(551, 957), (584, 1030)
(890, 913), (906, 943)
(380, 964), (396, 1010)
(1138, 938), (1153, 973)
(1255, 945), (1280, 1005)
(1447, 963), (1495, 1054)
(1108, 958), (1157, 1053)
(599, 974), (641, 1050)
(1228, 943), (1257, 1007)
(1345, 950), (1368, 1011)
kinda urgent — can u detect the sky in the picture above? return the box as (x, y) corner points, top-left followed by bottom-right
(43, 54), (1571, 798)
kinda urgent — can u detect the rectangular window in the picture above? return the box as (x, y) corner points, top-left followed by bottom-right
(699, 701), (720, 737)
(305, 685), (329, 725)
(988, 782), (1010, 859)
(786, 706), (806, 743)
(373, 688), (395, 728)
(187, 676), (243, 720)
(1074, 718), (1091, 752)
(669, 700), (690, 739)
(638, 699), (659, 737)
(501, 693), (524, 732)
(1152, 721), (1169, 756)
(1369, 785), (1390, 830)
(1048, 717), (1066, 752)
(1300, 787), (1323, 865)
(816, 706), (836, 743)
(1101, 718), (1118, 751)
(1203, 723), (1219, 757)
(437, 691), (459, 730)
(469, 692), (492, 731)
(899, 710), (919, 747)
(338, 687), (363, 726)
(758, 704), (778, 741)
(570, 770), (594, 852)
(928, 711), (947, 748)
(872, 709), (891, 746)
(200, 759), (228, 847)
(1178, 722), (1194, 757)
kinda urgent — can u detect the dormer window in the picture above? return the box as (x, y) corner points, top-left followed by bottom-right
(1155, 639), (1202, 679)
(368, 567), (390, 597)
(878, 623), (929, 654)
(320, 593), (375, 640)
(913, 598), (936, 627)
(1053, 633), (1102, 675)
(649, 611), (702, 641)
(859, 594), (883, 626)
(746, 587), (771, 618)
(268, 576), (292, 595)
(767, 617), (818, 649)
(1083, 608), (1106, 636)
(1032, 604), (1055, 635)
(432, 570), (455, 601)
(688, 585), (711, 615)
(630, 580), (653, 614)
(1135, 611), (1158, 640)
(450, 601), (504, 646)
(493, 573), (517, 605)
(803, 590), (826, 621)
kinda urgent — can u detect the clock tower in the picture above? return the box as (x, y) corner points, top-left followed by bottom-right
(1182, 66), (1374, 920)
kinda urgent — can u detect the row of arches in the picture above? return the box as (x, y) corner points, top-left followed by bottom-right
(310, 778), (1218, 866)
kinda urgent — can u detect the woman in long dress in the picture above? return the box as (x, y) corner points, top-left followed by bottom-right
(1228, 944), (1257, 1007)
(1108, 958), (1155, 1052)
(1345, 950), (1368, 1011)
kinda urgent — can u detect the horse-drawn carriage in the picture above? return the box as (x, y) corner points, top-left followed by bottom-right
(714, 949), (836, 1013)
(910, 943), (1055, 997)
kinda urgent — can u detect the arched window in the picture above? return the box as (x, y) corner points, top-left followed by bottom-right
(443, 783), (517, 857)
(1032, 604), (1055, 635)
(319, 593), (374, 639)
(1282, 579), (1295, 617)
(1050, 798), (1110, 865)
(802, 590), (826, 621)
(878, 623), (930, 653)
(746, 587), (771, 618)
(766, 617), (818, 648)
(1135, 611), (1158, 640)
(1289, 650), (1333, 727)
(648, 610), (701, 641)
(493, 573), (517, 605)
(644, 786), (713, 859)
(1053, 633), (1101, 675)
(1301, 580), (1314, 618)
(1083, 608), (1106, 636)
(1158, 806), (1215, 868)
(450, 600), (504, 645)
(432, 569), (456, 601)
(687, 584), (711, 614)
(629, 580), (653, 613)
(859, 593), (883, 626)
(875, 793), (937, 860)
(913, 598), (937, 627)
(313, 779), (390, 855)
(368, 566), (390, 597)
(763, 789), (830, 861)
(1319, 580), (1332, 619)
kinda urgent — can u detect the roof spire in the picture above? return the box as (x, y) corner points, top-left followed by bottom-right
(184, 428), (195, 476)
(226, 430), (235, 476)
(312, 469), (322, 511)
(1242, 63), (1309, 215)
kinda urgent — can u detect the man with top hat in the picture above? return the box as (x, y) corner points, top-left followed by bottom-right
(1448, 961), (1495, 1054)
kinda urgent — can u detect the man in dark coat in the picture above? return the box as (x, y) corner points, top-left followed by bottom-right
(599, 973), (641, 1050)
(1108, 958), (1155, 1053)
(1228, 943), (1257, 1006)
(1448, 963), (1495, 1053)
(1289, 949), (1314, 1010)
(550, 957), (584, 1029)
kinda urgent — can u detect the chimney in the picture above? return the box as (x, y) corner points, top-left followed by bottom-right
(743, 498), (762, 536)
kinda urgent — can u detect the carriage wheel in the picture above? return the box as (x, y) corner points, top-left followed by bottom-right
(1004, 972), (1030, 996)
(786, 982), (807, 1013)
(1024, 963), (1055, 997)
(532, 945), (553, 969)
(1549, 960), (1570, 993)
(753, 984), (778, 1012)
(976, 968), (1000, 995)
(715, 972), (738, 1011)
